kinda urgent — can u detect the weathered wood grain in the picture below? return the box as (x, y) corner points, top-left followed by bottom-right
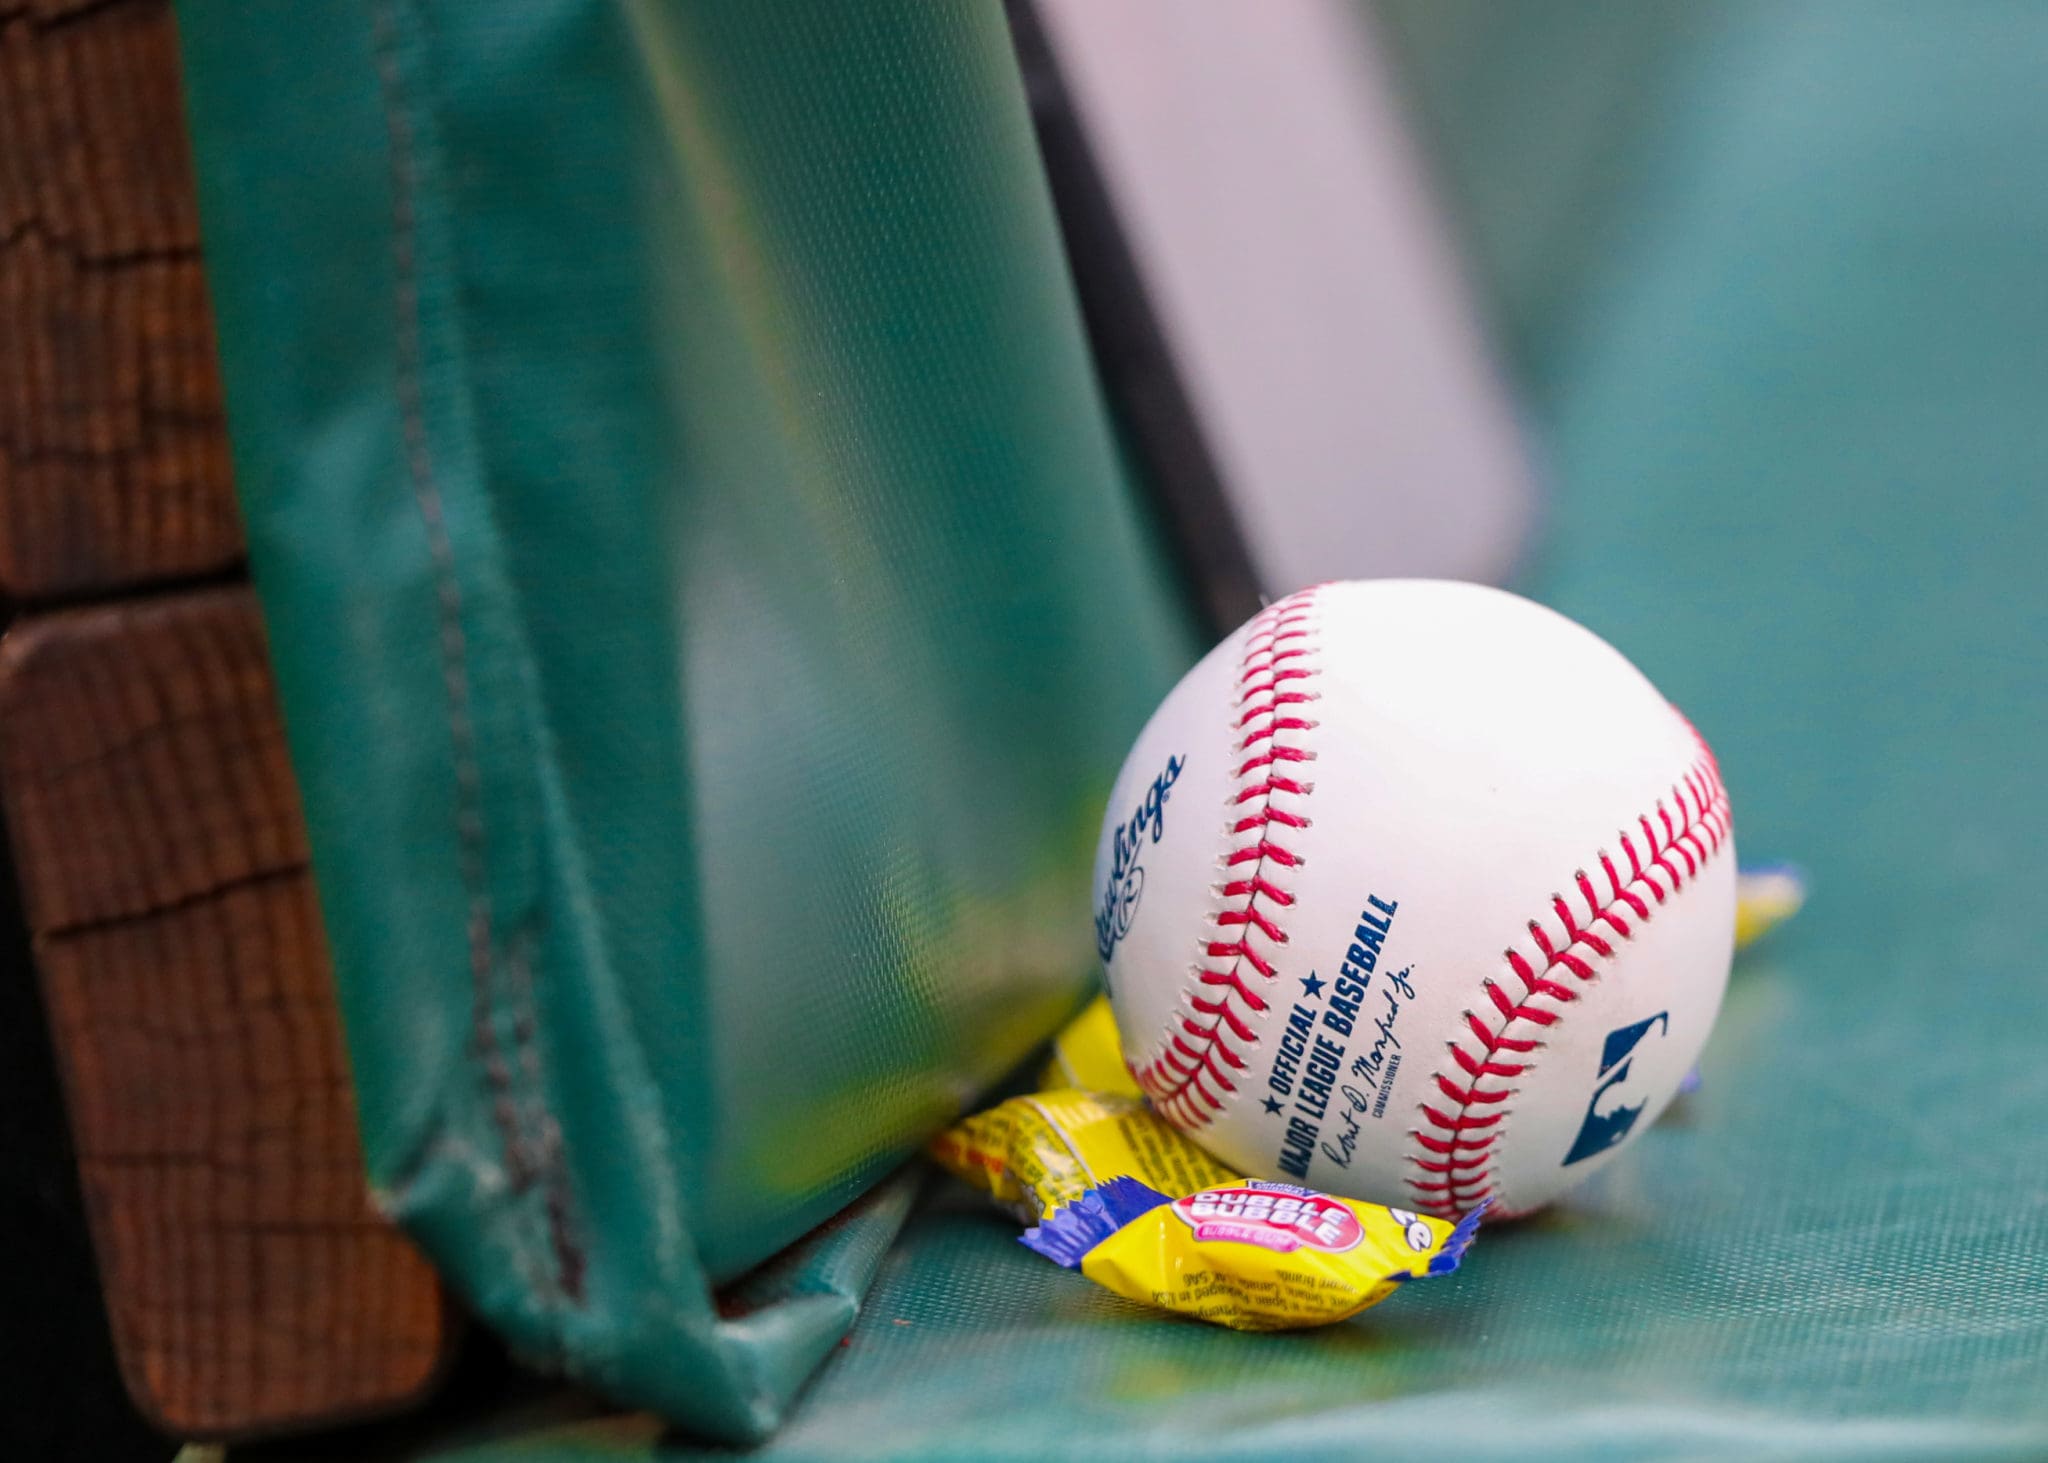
(0, 590), (453, 1439)
(0, 0), (243, 599)
(1, 0), (459, 1439)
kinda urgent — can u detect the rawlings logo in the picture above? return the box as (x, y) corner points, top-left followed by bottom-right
(1562, 1012), (1670, 1166)
(1095, 754), (1185, 965)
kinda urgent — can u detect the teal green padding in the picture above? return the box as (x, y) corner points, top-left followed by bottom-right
(232, 5), (2048, 1457)
(178, 0), (1194, 1441)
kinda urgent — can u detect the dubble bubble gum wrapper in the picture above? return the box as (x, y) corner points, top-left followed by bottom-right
(1023, 1175), (1484, 1331)
(928, 1086), (1478, 1329)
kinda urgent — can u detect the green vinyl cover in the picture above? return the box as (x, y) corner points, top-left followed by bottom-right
(175, 0), (1195, 1442)
(189, 2), (2048, 1459)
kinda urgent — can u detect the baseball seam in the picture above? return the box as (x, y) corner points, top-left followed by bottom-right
(1131, 586), (1325, 1127)
(1405, 746), (1731, 1219)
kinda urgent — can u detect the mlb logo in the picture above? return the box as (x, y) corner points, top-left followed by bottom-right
(1563, 1013), (1671, 1167)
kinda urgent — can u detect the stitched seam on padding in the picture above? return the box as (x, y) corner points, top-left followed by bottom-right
(371, 0), (583, 1308)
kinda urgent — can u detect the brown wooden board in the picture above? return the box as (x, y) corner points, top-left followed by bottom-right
(0, 0), (243, 600)
(0, 591), (455, 1439)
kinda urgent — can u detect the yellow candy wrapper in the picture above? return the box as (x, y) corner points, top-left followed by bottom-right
(1037, 993), (1141, 1097)
(929, 1088), (1233, 1221)
(1021, 1175), (1483, 1331)
(1735, 862), (1807, 948)
(929, 1087), (1479, 1328)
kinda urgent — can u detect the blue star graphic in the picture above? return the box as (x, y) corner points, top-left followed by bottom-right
(1262, 1095), (1285, 1115)
(1300, 971), (1326, 998)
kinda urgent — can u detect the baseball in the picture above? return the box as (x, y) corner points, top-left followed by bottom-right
(1094, 580), (1736, 1218)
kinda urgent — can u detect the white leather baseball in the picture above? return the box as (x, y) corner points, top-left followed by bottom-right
(1094, 580), (1735, 1218)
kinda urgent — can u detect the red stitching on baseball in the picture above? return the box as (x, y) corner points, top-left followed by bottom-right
(1411, 1152), (1489, 1175)
(1414, 1128), (1496, 1156)
(1197, 967), (1268, 1010)
(1218, 905), (1288, 942)
(1451, 1045), (1527, 1079)
(1225, 840), (1302, 868)
(1135, 587), (1325, 1126)
(1420, 1104), (1503, 1133)
(1223, 875), (1295, 906)
(1233, 808), (1308, 834)
(1234, 776), (1308, 804)
(1206, 938), (1279, 978)
(1406, 746), (1730, 1218)
(1236, 746), (1312, 776)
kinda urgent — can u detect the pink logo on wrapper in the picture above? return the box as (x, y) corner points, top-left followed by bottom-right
(1169, 1180), (1364, 1254)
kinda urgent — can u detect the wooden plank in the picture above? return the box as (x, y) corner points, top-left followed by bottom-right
(0, 590), (454, 1439)
(0, 0), (244, 599)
